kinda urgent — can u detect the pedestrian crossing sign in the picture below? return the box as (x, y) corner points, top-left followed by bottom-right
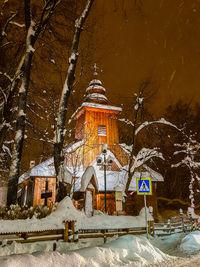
(136, 178), (152, 195)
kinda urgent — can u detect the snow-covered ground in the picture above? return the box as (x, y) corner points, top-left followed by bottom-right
(2, 232), (200, 266)
(1, 197), (200, 266)
(0, 235), (172, 266)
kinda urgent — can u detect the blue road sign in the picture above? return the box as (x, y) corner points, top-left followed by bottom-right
(136, 178), (152, 195)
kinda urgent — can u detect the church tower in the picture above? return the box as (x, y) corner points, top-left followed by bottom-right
(73, 65), (122, 167)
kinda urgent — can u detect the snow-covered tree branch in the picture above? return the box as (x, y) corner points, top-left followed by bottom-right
(135, 118), (181, 136)
(172, 138), (200, 210)
(122, 84), (181, 194)
(54, 0), (94, 197)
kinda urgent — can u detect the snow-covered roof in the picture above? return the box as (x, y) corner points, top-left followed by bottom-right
(80, 166), (98, 192)
(72, 102), (122, 120)
(73, 149), (164, 193)
(19, 140), (84, 183)
(82, 102), (122, 112)
(89, 79), (102, 86)
(19, 158), (55, 183)
(19, 145), (163, 193)
(86, 84), (105, 93)
(86, 93), (108, 102)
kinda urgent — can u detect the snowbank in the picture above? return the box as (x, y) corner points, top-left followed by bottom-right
(180, 231), (200, 253)
(0, 235), (172, 267)
(102, 235), (171, 265)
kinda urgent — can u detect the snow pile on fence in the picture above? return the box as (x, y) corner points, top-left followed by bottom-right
(80, 207), (153, 229)
(0, 235), (172, 267)
(0, 197), (153, 233)
(0, 197), (84, 233)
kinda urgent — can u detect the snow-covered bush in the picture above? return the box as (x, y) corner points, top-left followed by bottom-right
(0, 204), (52, 220)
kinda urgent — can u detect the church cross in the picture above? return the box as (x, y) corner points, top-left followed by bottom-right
(41, 178), (52, 206)
(93, 63), (99, 76)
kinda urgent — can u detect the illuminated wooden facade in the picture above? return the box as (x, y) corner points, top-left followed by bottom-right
(18, 72), (163, 216)
(18, 176), (56, 208)
(66, 75), (162, 216)
(74, 104), (121, 168)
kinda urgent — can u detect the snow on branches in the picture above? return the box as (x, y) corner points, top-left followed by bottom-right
(172, 138), (200, 210)
(135, 118), (180, 136)
(54, 0), (94, 181)
(131, 147), (164, 173)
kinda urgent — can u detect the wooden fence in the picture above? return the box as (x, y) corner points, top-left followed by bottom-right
(0, 218), (199, 246)
(78, 227), (146, 240)
(148, 218), (199, 236)
(0, 221), (78, 246)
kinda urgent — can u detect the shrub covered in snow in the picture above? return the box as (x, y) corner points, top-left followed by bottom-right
(0, 204), (51, 220)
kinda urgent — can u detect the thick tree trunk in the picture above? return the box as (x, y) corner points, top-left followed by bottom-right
(7, 0), (60, 205)
(125, 107), (139, 194)
(0, 186), (8, 206)
(0, 0), (60, 151)
(54, 0), (94, 196)
(7, 0), (34, 205)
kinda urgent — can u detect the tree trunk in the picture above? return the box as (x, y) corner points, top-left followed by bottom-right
(7, 0), (60, 205)
(0, 0), (60, 150)
(7, 0), (34, 205)
(54, 0), (94, 197)
(125, 106), (139, 194)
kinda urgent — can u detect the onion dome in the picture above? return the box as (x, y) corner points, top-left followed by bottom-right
(85, 64), (108, 104)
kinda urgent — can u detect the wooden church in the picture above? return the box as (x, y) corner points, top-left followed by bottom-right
(18, 68), (164, 216)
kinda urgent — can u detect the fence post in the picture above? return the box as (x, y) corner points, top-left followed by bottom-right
(74, 222), (79, 243)
(180, 208), (185, 232)
(193, 218), (198, 231)
(68, 221), (75, 242)
(103, 229), (107, 243)
(167, 219), (171, 235)
(63, 221), (69, 242)
(188, 207), (193, 231)
(148, 220), (154, 237)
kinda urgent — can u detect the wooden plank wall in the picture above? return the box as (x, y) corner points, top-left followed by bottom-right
(96, 193), (116, 215)
(33, 177), (56, 207)
(76, 108), (120, 168)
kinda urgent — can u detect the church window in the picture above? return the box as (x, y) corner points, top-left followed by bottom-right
(98, 125), (106, 136)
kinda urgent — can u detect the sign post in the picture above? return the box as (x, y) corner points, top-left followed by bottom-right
(136, 178), (152, 238)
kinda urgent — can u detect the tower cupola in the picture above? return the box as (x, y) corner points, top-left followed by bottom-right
(84, 64), (108, 104)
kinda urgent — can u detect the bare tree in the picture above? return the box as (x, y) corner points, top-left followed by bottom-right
(7, 0), (61, 205)
(118, 81), (180, 194)
(172, 137), (200, 214)
(54, 0), (94, 198)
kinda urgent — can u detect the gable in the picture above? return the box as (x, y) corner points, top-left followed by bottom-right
(80, 166), (98, 193)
